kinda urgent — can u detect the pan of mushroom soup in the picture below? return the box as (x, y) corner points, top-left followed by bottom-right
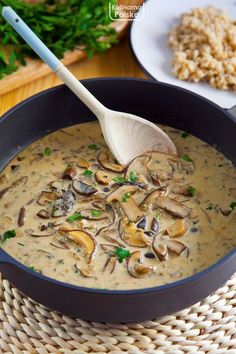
(0, 78), (235, 322)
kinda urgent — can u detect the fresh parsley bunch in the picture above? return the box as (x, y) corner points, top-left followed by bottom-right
(0, 0), (118, 79)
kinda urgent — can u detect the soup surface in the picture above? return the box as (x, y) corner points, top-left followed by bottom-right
(0, 122), (235, 290)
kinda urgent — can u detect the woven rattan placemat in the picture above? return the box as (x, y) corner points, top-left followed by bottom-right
(0, 274), (236, 354)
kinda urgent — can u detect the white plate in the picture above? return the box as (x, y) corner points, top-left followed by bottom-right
(130, 0), (236, 108)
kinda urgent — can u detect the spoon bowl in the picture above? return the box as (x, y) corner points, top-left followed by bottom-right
(2, 6), (177, 164)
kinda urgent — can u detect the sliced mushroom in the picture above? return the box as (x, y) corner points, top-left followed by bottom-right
(38, 191), (59, 206)
(153, 196), (191, 218)
(95, 169), (113, 185)
(128, 251), (155, 278)
(97, 227), (126, 247)
(72, 180), (97, 196)
(106, 185), (143, 222)
(0, 187), (10, 200)
(119, 218), (150, 247)
(103, 255), (116, 273)
(49, 180), (71, 193)
(167, 220), (188, 237)
(74, 263), (95, 278)
(66, 229), (97, 262)
(140, 188), (167, 210)
(63, 156), (90, 169)
(37, 209), (50, 219)
(125, 154), (151, 179)
(25, 228), (55, 237)
(151, 217), (159, 233)
(18, 207), (26, 227)
(51, 190), (76, 217)
(136, 216), (146, 230)
(171, 184), (193, 197)
(62, 166), (77, 180)
(11, 176), (28, 187)
(148, 169), (172, 183)
(50, 237), (69, 249)
(166, 239), (188, 256)
(100, 243), (117, 252)
(152, 234), (168, 261)
(97, 150), (125, 173)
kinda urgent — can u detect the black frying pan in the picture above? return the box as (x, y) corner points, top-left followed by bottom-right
(0, 78), (235, 322)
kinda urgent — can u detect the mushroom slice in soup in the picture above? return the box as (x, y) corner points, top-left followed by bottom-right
(106, 185), (143, 223)
(51, 190), (76, 217)
(37, 210), (50, 219)
(66, 229), (97, 262)
(119, 218), (150, 247)
(37, 191), (60, 206)
(72, 180), (97, 196)
(166, 239), (188, 256)
(152, 234), (168, 261)
(74, 263), (95, 278)
(153, 196), (191, 218)
(167, 220), (188, 237)
(103, 255), (116, 273)
(95, 169), (113, 185)
(125, 154), (151, 179)
(97, 150), (125, 172)
(25, 228), (55, 237)
(128, 251), (155, 278)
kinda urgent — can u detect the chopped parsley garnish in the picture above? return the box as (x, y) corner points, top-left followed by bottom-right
(44, 147), (51, 157)
(230, 202), (236, 210)
(113, 171), (137, 184)
(2, 229), (16, 243)
(113, 176), (127, 183)
(114, 247), (131, 263)
(128, 171), (138, 183)
(67, 212), (83, 222)
(122, 192), (131, 202)
(28, 266), (36, 272)
(188, 186), (196, 197)
(91, 209), (102, 217)
(181, 132), (189, 138)
(182, 154), (193, 162)
(88, 144), (99, 151)
(206, 203), (214, 211)
(83, 169), (93, 176)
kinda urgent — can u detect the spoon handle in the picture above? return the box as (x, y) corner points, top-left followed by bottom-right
(2, 7), (107, 119)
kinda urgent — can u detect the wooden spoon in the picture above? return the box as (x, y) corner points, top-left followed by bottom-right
(2, 6), (177, 165)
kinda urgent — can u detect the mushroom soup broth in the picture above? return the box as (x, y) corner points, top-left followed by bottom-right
(0, 122), (235, 290)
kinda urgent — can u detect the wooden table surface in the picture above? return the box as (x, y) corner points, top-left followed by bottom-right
(0, 38), (146, 116)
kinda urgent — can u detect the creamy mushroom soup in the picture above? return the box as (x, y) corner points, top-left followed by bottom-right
(0, 122), (235, 290)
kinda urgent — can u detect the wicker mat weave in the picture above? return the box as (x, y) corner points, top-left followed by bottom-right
(0, 274), (236, 354)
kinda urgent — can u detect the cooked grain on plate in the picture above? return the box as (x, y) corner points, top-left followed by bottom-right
(168, 6), (236, 91)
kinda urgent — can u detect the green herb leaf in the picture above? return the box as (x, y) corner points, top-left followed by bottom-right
(181, 132), (189, 138)
(67, 212), (83, 222)
(44, 147), (51, 157)
(2, 229), (16, 242)
(28, 265), (36, 271)
(182, 154), (193, 162)
(230, 202), (236, 210)
(83, 169), (93, 176)
(91, 209), (102, 217)
(112, 176), (127, 183)
(88, 144), (99, 151)
(188, 186), (196, 197)
(127, 171), (138, 183)
(114, 247), (131, 263)
(122, 192), (131, 202)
